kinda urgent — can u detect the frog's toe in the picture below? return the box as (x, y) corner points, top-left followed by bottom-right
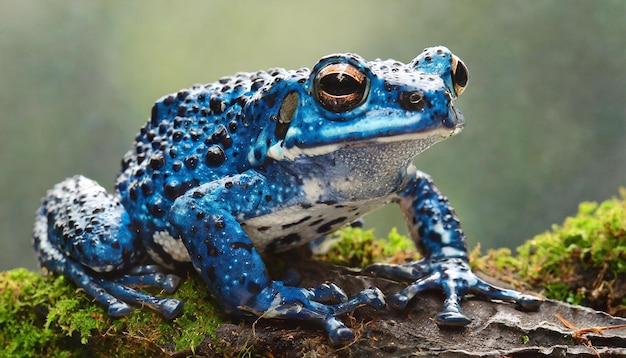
(107, 301), (133, 317)
(363, 260), (430, 282)
(326, 317), (356, 343)
(100, 278), (184, 319)
(154, 298), (185, 320)
(471, 276), (543, 311)
(309, 283), (349, 303)
(515, 295), (544, 311)
(116, 269), (182, 294)
(387, 272), (441, 310)
(325, 286), (386, 314)
(354, 287), (386, 309)
(388, 292), (409, 310)
(435, 311), (471, 327)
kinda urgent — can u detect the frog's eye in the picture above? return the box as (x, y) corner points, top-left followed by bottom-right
(451, 55), (468, 96)
(313, 62), (369, 112)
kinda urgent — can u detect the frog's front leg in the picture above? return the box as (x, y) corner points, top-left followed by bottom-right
(364, 170), (542, 326)
(168, 172), (385, 343)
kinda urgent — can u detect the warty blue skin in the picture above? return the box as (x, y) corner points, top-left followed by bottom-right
(33, 46), (542, 343)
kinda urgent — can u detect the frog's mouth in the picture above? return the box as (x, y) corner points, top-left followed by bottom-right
(269, 123), (463, 161)
(268, 108), (465, 161)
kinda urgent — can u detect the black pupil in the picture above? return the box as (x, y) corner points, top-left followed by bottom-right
(320, 74), (361, 96)
(454, 62), (468, 88)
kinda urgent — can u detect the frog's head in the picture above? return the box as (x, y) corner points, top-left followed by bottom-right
(261, 47), (468, 164)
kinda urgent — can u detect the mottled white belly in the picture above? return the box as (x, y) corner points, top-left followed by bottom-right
(241, 199), (387, 252)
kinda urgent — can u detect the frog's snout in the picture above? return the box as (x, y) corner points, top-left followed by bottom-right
(448, 107), (465, 136)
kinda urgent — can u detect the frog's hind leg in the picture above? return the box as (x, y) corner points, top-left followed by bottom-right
(33, 175), (183, 319)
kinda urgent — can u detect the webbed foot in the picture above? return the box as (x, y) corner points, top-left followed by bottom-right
(241, 281), (385, 344)
(364, 257), (543, 327)
(64, 262), (184, 319)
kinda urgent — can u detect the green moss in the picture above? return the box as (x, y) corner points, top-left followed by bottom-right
(314, 227), (419, 268)
(0, 268), (224, 357)
(515, 189), (626, 314)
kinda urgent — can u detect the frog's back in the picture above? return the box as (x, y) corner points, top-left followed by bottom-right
(115, 67), (308, 236)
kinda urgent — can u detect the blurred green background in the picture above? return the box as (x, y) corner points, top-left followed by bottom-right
(1, 1), (624, 271)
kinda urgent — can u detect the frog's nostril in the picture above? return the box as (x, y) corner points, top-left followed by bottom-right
(398, 91), (424, 111)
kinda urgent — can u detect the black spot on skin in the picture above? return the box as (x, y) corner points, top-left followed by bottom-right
(221, 135), (233, 149)
(214, 219), (226, 230)
(149, 155), (165, 170)
(204, 239), (219, 256)
(231, 242), (254, 252)
(150, 104), (159, 125)
(192, 191), (205, 198)
(282, 215), (312, 230)
(161, 96), (175, 107)
(228, 120), (237, 132)
(141, 181), (154, 196)
(177, 105), (187, 116)
(206, 265), (216, 281)
(172, 131), (183, 142)
(164, 181), (182, 200)
(267, 233), (302, 253)
(184, 155), (199, 170)
(265, 195), (272, 202)
(213, 124), (228, 138)
(210, 95), (225, 115)
(246, 281), (262, 295)
(176, 90), (189, 101)
(429, 230), (442, 243)
(316, 217), (347, 234)
(308, 218), (323, 227)
(205, 146), (226, 167)
(251, 79), (265, 91)
(257, 226), (270, 232)
(129, 186), (138, 201)
(136, 153), (146, 165)
(150, 200), (166, 218)
(190, 131), (202, 141)
(121, 157), (131, 171)
(263, 92), (277, 108)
